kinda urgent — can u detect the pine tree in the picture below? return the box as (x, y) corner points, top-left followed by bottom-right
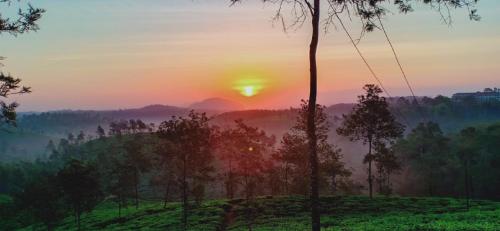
(337, 84), (404, 198)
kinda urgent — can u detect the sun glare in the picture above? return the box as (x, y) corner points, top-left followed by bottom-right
(242, 86), (256, 97)
(234, 78), (264, 97)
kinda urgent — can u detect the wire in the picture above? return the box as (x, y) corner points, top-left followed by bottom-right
(333, 13), (411, 128)
(377, 16), (429, 123)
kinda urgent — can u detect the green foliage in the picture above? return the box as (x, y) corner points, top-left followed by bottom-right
(275, 101), (350, 196)
(395, 122), (500, 200)
(157, 111), (215, 230)
(15, 175), (67, 230)
(11, 196), (500, 231)
(0, 0), (44, 128)
(0, 0), (45, 35)
(338, 85), (404, 145)
(338, 85), (404, 198)
(57, 160), (102, 229)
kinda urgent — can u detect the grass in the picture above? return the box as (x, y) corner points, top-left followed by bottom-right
(0, 194), (13, 205)
(15, 196), (500, 231)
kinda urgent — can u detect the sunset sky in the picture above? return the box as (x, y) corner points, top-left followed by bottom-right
(1, 0), (499, 111)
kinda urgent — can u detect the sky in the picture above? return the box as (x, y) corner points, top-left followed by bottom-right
(1, 0), (499, 111)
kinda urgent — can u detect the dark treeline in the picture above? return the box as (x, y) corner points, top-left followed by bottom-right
(3, 94), (500, 163)
(1, 85), (500, 230)
(0, 101), (352, 230)
(17, 105), (189, 135)
(394, 121), (500, 201)
(389, 95), (500, 131)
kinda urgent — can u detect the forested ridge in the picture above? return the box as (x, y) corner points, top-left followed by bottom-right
(1, 90), (500, 230)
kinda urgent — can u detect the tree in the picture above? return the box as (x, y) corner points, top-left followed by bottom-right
(373, 142), (401, 195)
(228, 119), (275, 230)
(96, 125), (106, 139)
(57, 160), (102, 230)
(123, 136), (151, 209)
(0, 1), (44, 127)
(0, 73), (31, 127)
(320, 143), (350, 195)
(227, 0), (480, 228)
(76, 131), (86, 144)
(394, 122), (451, 196)
(156, 112), (214, 231)
(275, 131), (309, 195)
(456, 127), (479, 209)
(0, 0), (45, 35)
(151, 137), (178, 208)
(16, 175), (66, 231)
(276, 101), (349, 196)
(337, 84), (404, 198)
(213, 127), (241, 199)
(44, 139), (56, 160)
(108, 160), (135, 217)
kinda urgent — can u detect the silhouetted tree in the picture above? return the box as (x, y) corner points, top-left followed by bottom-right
(137, 119), (147, 132)
(276, 101), (348, 196)
(213, 126), (242, 199)
(337, 85), (404, 198)
(0, 0), (44, 35)
(229, 119), (275, 231)
(275, 132), (308, 195)
(16, 175), (66, 231)
(373, 142), (401, 195)
(456, 127), (478, 209)
(157, 112), (214, 231)
(76, 131), (85, 144)
(123, 136), (151, 209)
(44, 140), (56, 160)
(0, 1), (44, 127)
(57, 160), (102, 230)
(0, 73), (31, 127)
(108, 160), (135, 217)
(395, 122), (451, 196)
(227, 0), (479, 228)
(96, 125), (106, 139)
(151, 138), (177, 208)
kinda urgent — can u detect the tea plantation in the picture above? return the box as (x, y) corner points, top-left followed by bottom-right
(12, 196), (500, 230)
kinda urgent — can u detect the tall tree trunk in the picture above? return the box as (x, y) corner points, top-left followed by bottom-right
(464, 159), (470, 210)
(182, 155), (188, 231)
(368, 138), (373, 199)
(307, 1), (321, 230)
(378, 167), (383, 194)
(284, 161), (289, 195)
(331, 173), (337, 194)
(163, 180), (171, 208)
(135, 170), (139, 210)
(77, 212), (81, 231)
(227, 161), (234, 199)
(244, 174), (253, 231)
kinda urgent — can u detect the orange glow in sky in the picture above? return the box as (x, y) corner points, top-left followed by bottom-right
(1, 1), (499, 111)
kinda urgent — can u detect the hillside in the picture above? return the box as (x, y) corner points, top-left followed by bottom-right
(190, 98), (244, 112)
(3, 96), (500, 162)
(11, 196), (500, 231)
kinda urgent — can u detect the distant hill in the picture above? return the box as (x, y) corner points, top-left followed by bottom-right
(190, 98), (244, 112)
(104, 104), (189, 119)
(3, 96), (500, 162)
(17, 105), (190, 135)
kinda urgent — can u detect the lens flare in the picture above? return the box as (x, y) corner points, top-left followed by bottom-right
(242, 86), (256, 97)
(234, 78), (264, 97)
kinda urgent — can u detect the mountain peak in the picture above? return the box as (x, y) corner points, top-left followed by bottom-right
(189, 98), (244, 112)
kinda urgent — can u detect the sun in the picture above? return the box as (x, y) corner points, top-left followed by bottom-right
(242, 86), (256, 97)
(234, 78), (264, 97)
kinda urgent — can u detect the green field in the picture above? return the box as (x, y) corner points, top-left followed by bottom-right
(15, 196), (500, 231)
